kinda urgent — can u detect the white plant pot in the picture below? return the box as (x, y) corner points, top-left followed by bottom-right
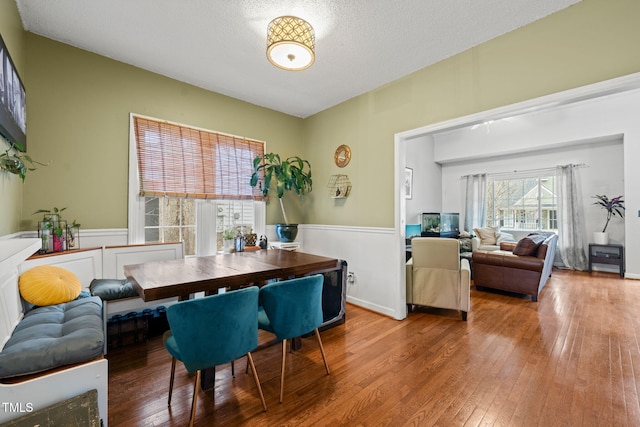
(593, 231), (609, 245)
(223, 239), (234, 253)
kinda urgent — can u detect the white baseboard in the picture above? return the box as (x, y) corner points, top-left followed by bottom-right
(346, 296), (397, 318)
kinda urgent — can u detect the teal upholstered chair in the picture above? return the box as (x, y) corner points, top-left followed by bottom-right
(258, 274), (330, 403)
(164, 286), (266, 426)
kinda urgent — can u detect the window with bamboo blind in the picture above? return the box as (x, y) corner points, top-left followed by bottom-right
(129, 115), (266, 256)
(133, 116), (264, 200)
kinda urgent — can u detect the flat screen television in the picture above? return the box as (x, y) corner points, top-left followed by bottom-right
(0, 34), (27, 149)
(420, 212), (460, 238)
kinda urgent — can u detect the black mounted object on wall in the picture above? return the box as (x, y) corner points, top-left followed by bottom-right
(0, 33), (27, 150)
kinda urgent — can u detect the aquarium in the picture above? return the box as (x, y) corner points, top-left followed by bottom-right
(420, 212), (460, 238)
(405, 224), (422, 239)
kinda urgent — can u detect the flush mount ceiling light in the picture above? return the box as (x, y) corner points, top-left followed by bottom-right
(267, 16), (315, 71)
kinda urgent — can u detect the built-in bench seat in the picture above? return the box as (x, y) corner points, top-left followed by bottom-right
(0, 295), (103, 379)
(19, 242), (184, 353)
(0, 239), (184, 425)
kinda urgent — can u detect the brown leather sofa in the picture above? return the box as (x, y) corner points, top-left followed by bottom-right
(471, 232), (558, 302)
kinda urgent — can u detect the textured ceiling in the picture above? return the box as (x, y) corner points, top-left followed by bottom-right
(16, 0), (581, 118)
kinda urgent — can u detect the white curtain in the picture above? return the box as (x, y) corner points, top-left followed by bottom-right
(556, 165), (588, 270)
(464, 173), (487, 233)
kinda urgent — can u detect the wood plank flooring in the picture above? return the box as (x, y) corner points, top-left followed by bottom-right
(107, 270), (640, 426)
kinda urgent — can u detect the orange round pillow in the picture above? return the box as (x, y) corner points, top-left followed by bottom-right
(19, 265), (82, 306)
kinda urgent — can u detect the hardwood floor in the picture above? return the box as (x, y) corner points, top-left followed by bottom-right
(107, 270), (640, 426)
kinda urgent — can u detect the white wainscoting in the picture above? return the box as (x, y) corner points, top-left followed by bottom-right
(11, 226), (408, 319)
(0, 239), (42, 349)
(300, 224), (404, 320)
(19, 249), (103, 290)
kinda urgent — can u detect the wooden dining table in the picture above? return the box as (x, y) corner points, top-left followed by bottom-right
(123, 248), (341, 302)
(123, 248), (342, 390)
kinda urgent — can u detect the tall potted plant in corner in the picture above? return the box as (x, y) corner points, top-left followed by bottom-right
(250, 153), (312, 242)
(592, 194), (624, 245)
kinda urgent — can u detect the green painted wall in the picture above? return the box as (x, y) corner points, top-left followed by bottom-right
(304, 0), (640, 227)
(3, 0), (640, 234)
(22, 35), (304, 230)
(0, 0), (26, 235)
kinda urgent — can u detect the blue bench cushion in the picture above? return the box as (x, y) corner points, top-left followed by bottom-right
(0, 296), (104, 379)
(90, 278), (138, 300)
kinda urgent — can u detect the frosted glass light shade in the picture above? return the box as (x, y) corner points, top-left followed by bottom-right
(267, 16), (315, 71)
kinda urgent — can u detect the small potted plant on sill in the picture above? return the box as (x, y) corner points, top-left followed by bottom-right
(0, 142), (48, 182)
(592, 194), (624, 245)
(222, 229), (236, 253)
(250, 153), (312, 242)
(34, 206), (67, 223)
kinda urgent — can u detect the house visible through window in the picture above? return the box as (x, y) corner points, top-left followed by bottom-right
(129, 114), (265, 255)
(486, 175), (557, 232)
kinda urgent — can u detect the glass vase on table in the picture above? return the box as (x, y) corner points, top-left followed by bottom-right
(37, 221), (52, 254)
(67, 224), (80, 249)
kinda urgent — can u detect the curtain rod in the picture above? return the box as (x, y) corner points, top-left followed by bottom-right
(460, 163), (587, 179)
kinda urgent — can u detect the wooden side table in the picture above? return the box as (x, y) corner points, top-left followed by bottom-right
(588, 243), (624, 277)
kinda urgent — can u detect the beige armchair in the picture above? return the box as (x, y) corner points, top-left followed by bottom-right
(406, 237), (470, 321)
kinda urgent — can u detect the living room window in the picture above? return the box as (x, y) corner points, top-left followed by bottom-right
(128, 114), (265, 256)
(486, 174), (557, 232)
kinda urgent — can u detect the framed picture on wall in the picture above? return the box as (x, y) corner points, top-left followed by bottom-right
(0, 33), (27, 150)
(405, 167), (413, 199)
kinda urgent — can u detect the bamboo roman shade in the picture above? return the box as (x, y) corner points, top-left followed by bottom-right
(133, 116), (264, 200)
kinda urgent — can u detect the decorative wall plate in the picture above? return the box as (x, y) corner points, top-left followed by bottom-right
(334, 144), (351, 167)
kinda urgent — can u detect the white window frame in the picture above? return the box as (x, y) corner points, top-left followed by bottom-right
(486, 171), (557, 233)
(128, 113), (266, 255)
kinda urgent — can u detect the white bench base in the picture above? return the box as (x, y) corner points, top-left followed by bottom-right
(0, 359), (108, 425)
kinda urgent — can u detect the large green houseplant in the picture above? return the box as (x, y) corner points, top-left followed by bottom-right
(250, 153), (312, 242)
